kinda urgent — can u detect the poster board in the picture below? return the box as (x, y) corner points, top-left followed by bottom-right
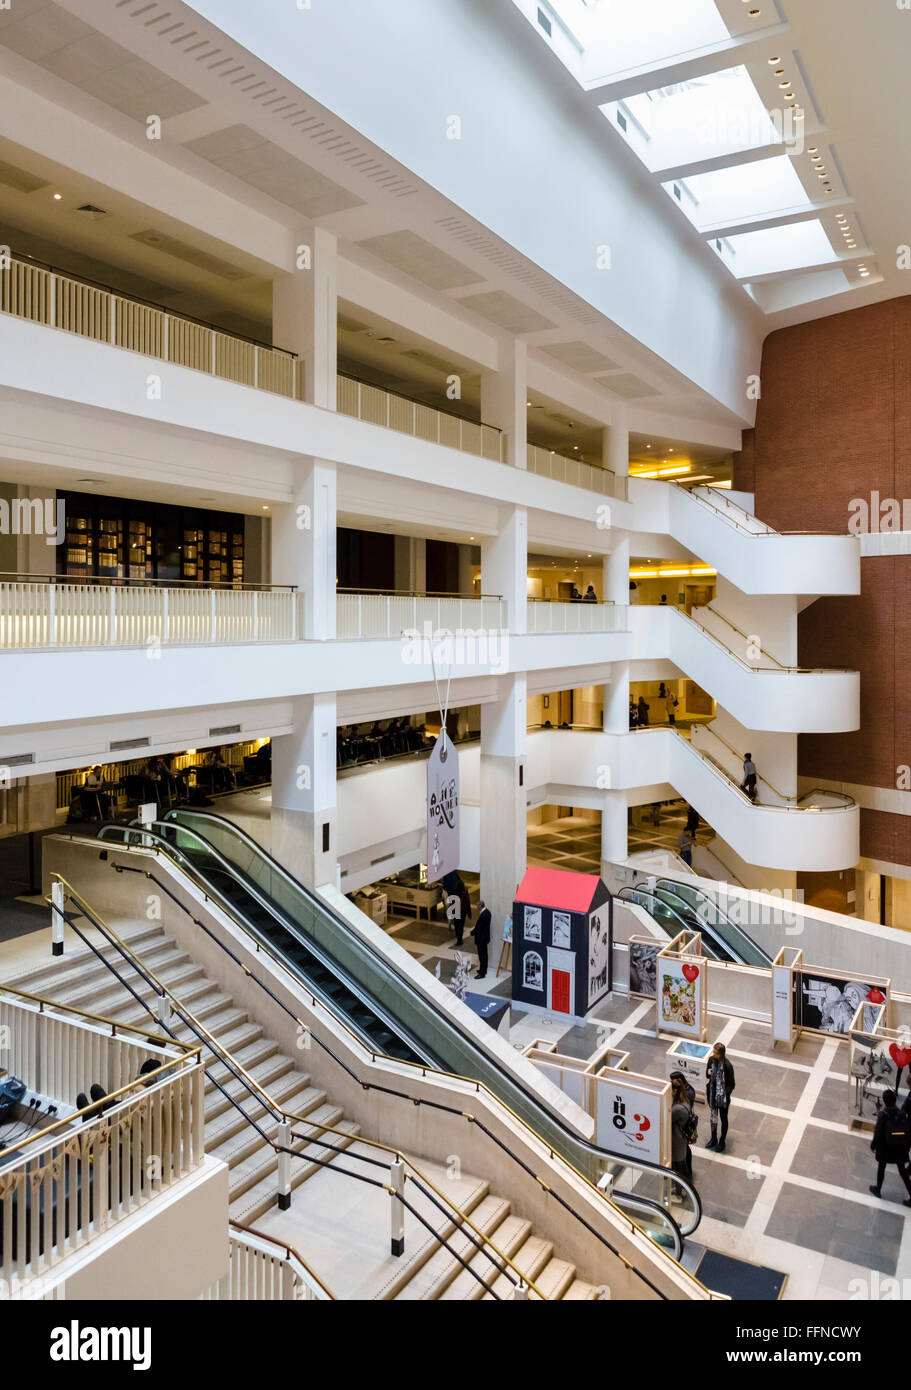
(792, 965), (890, 1038)
(628, 936), (661, 999)
(770, 946), (802, 1052)
(592, 1068), (669, 1167)
(847, 1019), (911, 1126)
(656, 932), (706, 1040)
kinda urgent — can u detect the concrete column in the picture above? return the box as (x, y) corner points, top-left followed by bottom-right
(600, 791), (628, 870)
(603, 406), (629, 478)
(603, 662), (630, 734)
(604, 535), (630, 606)
(458, 543), (478, 598)
(272, 225), (337, 410)
(271, 459), (336, 639)
(270, 694), (337, 890)
(481, 339), (527, 469)
(480, 675), (527, 955)
(481, 505), (527, 634)
(394, 536), (426, 594)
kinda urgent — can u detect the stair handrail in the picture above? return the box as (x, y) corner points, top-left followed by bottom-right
(86, 835), (702, 1295)
(695, 724), (856, 808)
(227, 1219), (336, 1300)
(694, 606), (856, 675)
(49, 873), (550, 1302)
(679, 484), (775, 535)
(150, 811), (704, 1227)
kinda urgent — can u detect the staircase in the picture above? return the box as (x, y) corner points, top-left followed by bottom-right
(7, 925), (601, 1300)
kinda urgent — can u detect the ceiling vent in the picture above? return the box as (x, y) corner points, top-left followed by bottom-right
(109, 736), (150, 753)
(0, 752), (34, 769)
(74, 204), (109, 221)
(0, 159), (49, 194)
(209, 724), (242, 737)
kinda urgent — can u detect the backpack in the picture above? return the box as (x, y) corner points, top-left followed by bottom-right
(682, 1106), (698, 1145)
(886, 1110), (911, 1150)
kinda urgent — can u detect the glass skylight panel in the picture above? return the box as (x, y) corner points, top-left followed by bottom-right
(612, 67), (784, 173)
(712, 220), (841, 279)
(579, 0), (731, 81)
(666, 156), (813, 232)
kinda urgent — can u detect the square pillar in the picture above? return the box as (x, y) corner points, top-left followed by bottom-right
(272, 459), (336, 639)
(481, 339), (527, 469)
(481, 505), (527, 634)
(603, 406), (629, 478)
(603, 662), (630, 734)
(604, 535), (630, 607)
(481, 675), (527, 955)
(600, 791), (628, 870)
(271, 694), (337, 890)
(272, 225), (337, 410)
(394, 536), (426, 594)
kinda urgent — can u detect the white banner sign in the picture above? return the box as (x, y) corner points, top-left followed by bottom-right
(427, 732), (460, 882)
(594, 1076), (662, 1165)
(772, 966), (792, 1042)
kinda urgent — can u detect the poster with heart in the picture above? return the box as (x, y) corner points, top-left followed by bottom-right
(848, 1032), (911, 1120)
(793, 969), (889, 1037)
(657, 956), (704, 1038)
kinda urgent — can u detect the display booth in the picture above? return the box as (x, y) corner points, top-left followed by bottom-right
(665, 1038), (713, 1099)
(628, 936), (661, 999)
(655, 931), (706, 1041)
(770, 946), (802, 1052)
(522, 1039), (670, 1167)
(512, 866), (612, 1018)
(847, 1010), (910, 1128)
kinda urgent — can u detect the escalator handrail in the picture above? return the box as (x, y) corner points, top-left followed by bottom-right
(653, 878), (771, 967)
(99, 821), (437, 1067)
(89, 837), (692, 1284)
(123, 812), (703, 1241)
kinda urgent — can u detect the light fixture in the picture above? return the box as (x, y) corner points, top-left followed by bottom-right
(778, 81), (789, 88)
(783, 92), (794, 99)
(262, 505), (270, 511)
(808, 146), (819, 154)
(748, 9), (761, 16)
(768, 56), (781, 64)
(53, 193), (62, 201)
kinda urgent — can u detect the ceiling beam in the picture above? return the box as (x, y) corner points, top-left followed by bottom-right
(581, 23), (792, 104)
(742, 252), (869, 286)
(699, 197), (855, 241)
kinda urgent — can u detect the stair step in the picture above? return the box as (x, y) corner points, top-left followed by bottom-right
(203, 1034), (276, 1085)
(230, 1117), (361, 1224)
(227, 1102), (345, 1203)
(204, 1056), (298, 1121)
(483, 1234), (554, 1300)
(205, 1080), (322, 1149)
(525, 1255), (577, 1301)
(8, 927), (165, 994)
(393, 1191), (503, 1301)
(563, 1278), (602, 1300)
(439, 1213), (533, 1300)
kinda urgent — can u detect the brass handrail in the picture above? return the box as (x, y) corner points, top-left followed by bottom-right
(87, 837), (707, 1297)
(697, 724), (856, 807)
(0, 572), (297, 592)
(0, 979), (196, 1047)
(228, 1219), (336, 1300)
(50, 873), (548, 1301)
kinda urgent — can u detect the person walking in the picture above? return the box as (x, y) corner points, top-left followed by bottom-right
(670, 1075), (696, 1184)
(741, 753), (758, 802)
(471, 899), (492, 979)
(705, 1042), (735, 1152)
(685, 804), (700, 836)
(678, 827), (694, 867)
(868, 1090), (911, 1205)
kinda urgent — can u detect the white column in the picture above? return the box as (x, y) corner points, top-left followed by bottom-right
(604, 535), (630, 606)
(481, 674), (527, 953)
(600, 791), (628, 869)
(481, 505), (527, 634)
(272, 225), (337, 410)
(603, 663), (630, 734)
(481, 339), (527, 469)
(271, 694), (338, 890)
(394, 536), (426, 594)
(272, 459), (336, 640)
(603, 405), (629, 477)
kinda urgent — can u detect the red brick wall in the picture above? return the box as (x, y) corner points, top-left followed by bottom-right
(742, 298), (911, 868)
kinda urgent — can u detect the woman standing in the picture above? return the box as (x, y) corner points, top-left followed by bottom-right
(670, 1075), (695, 1183)
(706, 1042), (735, 1153)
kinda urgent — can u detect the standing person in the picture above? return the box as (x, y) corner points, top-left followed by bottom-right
(678, 827), (694, 867)
(629, 698), (639, 731)
(705, 1042), (735, 1152)
(665, 689), (678, 726)
(637, 695), (650, 728)
(868, 1090), (911, 1205)
(471, 899), (492, 980)
(583, 584), (597, 603)
(741, 752), (758, 802)
(685, 804), (700, 837)
(670, 1075), (696, 1184)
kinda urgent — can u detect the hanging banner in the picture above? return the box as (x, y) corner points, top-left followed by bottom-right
(427, 731), (460, 882)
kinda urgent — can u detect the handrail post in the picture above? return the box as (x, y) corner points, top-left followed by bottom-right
(109, 586), (116, 646)
(162, 587), (169, 647)
(210, 587), (217, 643)
(277, 1119), (291, 1210)
(252, 590), (259, 643)
(156, 991), (171, 1026)
(110, 292), (117, 346)
(51, 879), (65, 958)
(513, 1279), (529, 1301)
(390, 1157), (405, 1256)
(47, 579), (56, 648)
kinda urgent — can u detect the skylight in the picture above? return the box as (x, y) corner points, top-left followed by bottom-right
(712, 221), (842, 279)
(578, 0), (731, 83)
(666, 156), (813, 233)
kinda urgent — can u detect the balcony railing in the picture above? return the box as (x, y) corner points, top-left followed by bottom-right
(201, 1222), (334, 1301)
(337, 374), (505, 462)
(0, 576), (300, 650)
(0, 986), (202, 1297)
(527, 443), (628, 500)
(526, 600), (628, 634)
(336, 589), (506, 640)
(0, 253), (299, 398)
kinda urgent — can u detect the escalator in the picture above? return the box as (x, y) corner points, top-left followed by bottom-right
(616, 881), (769, 967)
(98, 809), (702, 1256)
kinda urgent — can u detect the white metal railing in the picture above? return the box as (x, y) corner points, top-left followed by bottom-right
(336, 592), (506, 640)
(526, 443), (627, 499)
(337, 374), (505, 463)
(0, 581), (301, 650)
(202, 1227), (333, 1301)
(526, 601), (628, 634)
(0, 991), (202, 1297)
(0, 253), (298, 398)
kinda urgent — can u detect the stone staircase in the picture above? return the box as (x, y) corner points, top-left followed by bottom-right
(9, 925), (601, 1299)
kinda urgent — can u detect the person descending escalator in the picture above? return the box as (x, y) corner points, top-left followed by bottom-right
(741, 753), (758, 802)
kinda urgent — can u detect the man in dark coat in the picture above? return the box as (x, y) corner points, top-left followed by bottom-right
(869, 1090), (911, 1204)
(471, 900), (492, 979)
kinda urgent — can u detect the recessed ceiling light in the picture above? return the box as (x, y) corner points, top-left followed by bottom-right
(748, 10), (761, 16)
(262, 505), (270, 511)
(778, 81), (789, 88)
(768, 56), (781, 64)
(783, 92), (794, 100)
(808, 147), (819, 154)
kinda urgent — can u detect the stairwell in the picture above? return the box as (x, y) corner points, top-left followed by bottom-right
(7, 925), (602, 1300)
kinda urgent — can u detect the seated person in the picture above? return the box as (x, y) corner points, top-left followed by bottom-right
(80, 766), (112, 820)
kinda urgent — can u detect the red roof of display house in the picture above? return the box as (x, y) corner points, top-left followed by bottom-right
(516, 866), (602, 914)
